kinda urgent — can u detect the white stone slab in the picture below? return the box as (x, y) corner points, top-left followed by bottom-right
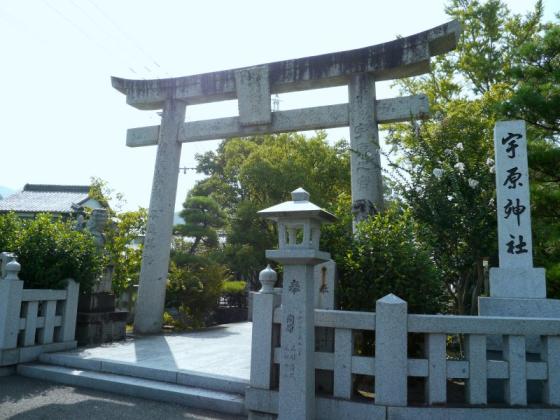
(235, 65), (271, 126)
(489, 267), (546, 298)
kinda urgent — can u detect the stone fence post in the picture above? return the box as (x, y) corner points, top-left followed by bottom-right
(250, 265), (280, 390)
(0, 260), (24, 350)
(375, 293), (408, 406)
(60, 279), (80, 342)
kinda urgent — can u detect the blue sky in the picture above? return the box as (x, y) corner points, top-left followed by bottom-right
(0, 0), (555, 211)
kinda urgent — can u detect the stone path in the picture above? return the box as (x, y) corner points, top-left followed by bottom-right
(54, 322), (251, 380)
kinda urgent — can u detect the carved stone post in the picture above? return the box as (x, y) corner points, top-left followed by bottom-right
(258, 188), (336, 420)
(0, 260), (24, 351)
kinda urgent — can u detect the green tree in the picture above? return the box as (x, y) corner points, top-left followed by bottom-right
(0, 212), (23, 253)
(165, 259), (230, 328)
(501, 13), (560, 134)
(175, 195), (225, 255)
(104, 208), (147, 296)
(386, 0), (560, 312)
(88, 178), (148, 295)
(192, 131), (351, 287)
(88, 177), (125, 213)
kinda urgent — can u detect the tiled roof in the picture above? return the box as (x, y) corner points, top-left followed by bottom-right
(0, 184), (92, 214)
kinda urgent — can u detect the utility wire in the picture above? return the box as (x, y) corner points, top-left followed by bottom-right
(67, 0), (152, 76)
(42, 0), (142, 76)
(68, 0), (152, 73)
(85, 0), (169, 77)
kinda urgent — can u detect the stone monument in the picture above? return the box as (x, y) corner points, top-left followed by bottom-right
(76, 208), (128, 346)
(479, 120), (560, 345)
(258, 188), (335, 420)
(112, 21), (460, 333)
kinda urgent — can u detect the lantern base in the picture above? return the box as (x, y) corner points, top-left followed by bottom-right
(266, 249), (331, 265)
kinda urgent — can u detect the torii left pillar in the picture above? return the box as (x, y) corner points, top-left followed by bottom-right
(134, 99), (185, 334)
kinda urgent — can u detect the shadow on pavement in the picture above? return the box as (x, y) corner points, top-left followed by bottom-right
(0, 376), (244, 420)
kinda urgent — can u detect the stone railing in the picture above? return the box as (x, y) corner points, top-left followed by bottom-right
(0, 256), (79, 367)
(247, 292), (560, 419)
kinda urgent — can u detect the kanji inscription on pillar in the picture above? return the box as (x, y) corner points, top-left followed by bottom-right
(489, 120), (546, 298)
(494, 120), (533, 268)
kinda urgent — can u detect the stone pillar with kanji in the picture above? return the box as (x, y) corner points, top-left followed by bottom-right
(489, 120), (545, 298)
(258, 188), (336, 420)
(479, 120), (560, 353)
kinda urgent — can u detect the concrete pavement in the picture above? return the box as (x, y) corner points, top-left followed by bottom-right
(0, 375), (245, 420)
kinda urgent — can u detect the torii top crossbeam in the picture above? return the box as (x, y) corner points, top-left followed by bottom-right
(112, 20), (459, 110)
(112, 20), (461, 334)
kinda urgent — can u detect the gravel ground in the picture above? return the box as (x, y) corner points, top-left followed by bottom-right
(0, 375), (246, 420)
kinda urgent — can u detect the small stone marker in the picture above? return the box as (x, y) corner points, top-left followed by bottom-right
(489, 120), (545, 298)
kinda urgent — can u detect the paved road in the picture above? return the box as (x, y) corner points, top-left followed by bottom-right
(0, 376), (245, 420)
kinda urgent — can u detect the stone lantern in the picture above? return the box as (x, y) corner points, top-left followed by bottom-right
(258, 187), (336, 264)
(258, 188), (336, 420)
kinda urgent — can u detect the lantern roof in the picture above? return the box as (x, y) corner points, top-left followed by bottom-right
(258, 188), (337, 223)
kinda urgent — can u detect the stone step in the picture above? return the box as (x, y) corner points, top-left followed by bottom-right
(18, 363), (246, 416)
(38, 352), (248, 395)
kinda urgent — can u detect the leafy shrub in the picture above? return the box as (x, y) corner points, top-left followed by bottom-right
(11, 214), (102, 290)
(0, 212), (23, 252)
(165, 258), (230, 328)
(104, 208), (147, 296)
(335, 206), (446, 314)
(222, 280), (246, 294)
(220, 280), (247, 308)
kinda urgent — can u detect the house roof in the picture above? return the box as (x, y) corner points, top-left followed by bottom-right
(0, 184), (94, 214)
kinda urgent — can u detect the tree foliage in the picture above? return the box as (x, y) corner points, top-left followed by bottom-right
(337, 207), (446, 314)
(104, 208), (147, 296)
(0, 213), (103, 290)
(386, 0), (559, 312)
(165, 259), (230, 328)
(192, 131), (351, 288)
(175, 195), (225, 255)
(0, 212), (23, 253)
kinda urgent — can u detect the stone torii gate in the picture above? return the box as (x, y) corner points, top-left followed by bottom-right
(112, 20), (460, 334)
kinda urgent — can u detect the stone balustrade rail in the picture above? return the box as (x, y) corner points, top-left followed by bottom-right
(0, 253), (79, 366)
(248, 292), (560, 419)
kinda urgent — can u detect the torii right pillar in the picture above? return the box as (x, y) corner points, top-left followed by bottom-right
(348, 73), (384, 229)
